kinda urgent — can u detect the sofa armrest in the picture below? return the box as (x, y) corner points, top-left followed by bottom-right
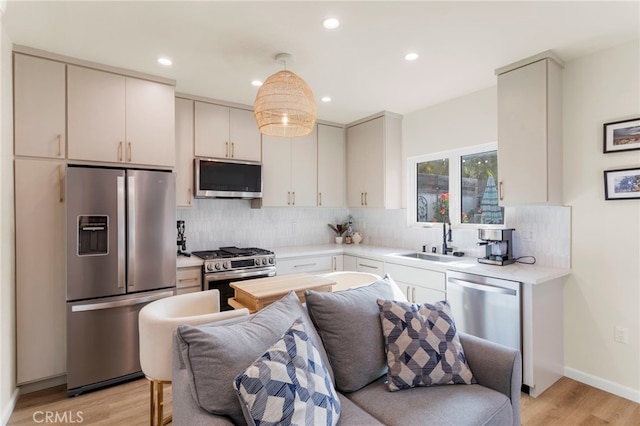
(459, 332), (522, 426)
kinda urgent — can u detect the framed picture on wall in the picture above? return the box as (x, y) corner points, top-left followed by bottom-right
(603, 118), (640, 153)
(604, 167), (640, 200)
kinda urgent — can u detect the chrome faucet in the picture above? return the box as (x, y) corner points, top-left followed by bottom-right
(442, 221), (453, 255)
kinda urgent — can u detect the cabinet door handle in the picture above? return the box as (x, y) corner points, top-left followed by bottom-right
(359, 263), (378, 270)
(58, 165), (64, 203)
(287, 191), (291, 205)
(294, 263), (317, 268)
(187, 188), (192, 205)
(364, 192), (368, 206)
(178, 277), (199, 283)
(406, 286), (410, 301)
(360, 192), (364, 206)
(231, 142), (235, 158)
(318, 192), (322, 206)
(127, 142), (132, 162)
(292, 191), (295, 206)
(56, 134), (62, 157)
(499, 181), (504, 201)
(332, 256), (336, 271)
(225, 142), (229, 158)
(118, 141), (123, 162)
(412, 287), (416, 303)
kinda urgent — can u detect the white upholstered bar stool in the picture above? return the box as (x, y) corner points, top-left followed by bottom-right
(139, 289), (249, 426)
(320, 271), (382, 291)
(320, 271), (408, 301)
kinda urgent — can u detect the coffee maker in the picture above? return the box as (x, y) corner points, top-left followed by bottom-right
(477, 228), (515, 266)
(177, 220), (190, 257)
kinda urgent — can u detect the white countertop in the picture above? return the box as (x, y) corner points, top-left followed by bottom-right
(177, 255), (204, 268)
(274, 244), (571, 285)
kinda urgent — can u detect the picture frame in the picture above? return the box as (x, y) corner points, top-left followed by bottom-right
(604, 167), (640, 200)
(603, 117), (640, 153)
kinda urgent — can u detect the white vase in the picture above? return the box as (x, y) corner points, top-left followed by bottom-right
(335, 236), (344, 244)
(351, 232), (362, 245)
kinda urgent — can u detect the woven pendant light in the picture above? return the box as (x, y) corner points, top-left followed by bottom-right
(254, 53), (317, 138)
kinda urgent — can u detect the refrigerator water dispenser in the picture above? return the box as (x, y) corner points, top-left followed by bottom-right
(78, 215), (108, 256)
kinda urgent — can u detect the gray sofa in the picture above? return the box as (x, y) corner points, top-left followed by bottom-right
(172, 282), (522, 426)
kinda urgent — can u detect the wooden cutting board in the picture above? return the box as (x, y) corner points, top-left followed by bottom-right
(229, 273), (335, 313)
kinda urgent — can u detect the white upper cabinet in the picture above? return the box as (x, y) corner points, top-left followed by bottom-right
(346, 113), (402, 209)
(317, 124), (346, 207)
(14, 54), (66, 159)
(67, 65), (175, 167)
(175, 97), (195, 207)
(262, 126), (318, 207)
(194, 101), (261, 162)
(496, 52), (563, 206)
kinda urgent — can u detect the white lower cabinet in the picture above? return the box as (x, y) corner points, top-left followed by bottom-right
(277, 255), (335, 275)
(343, 255), (385, 276)
(176, 266), (202, 295)
(384, 262), (446, 303)
(15, 158), (67, 384)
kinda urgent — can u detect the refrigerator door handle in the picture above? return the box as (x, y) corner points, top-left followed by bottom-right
(71, 290), (174, 312)
(127, 175), (136, 288)
(117, 176), (126, 289)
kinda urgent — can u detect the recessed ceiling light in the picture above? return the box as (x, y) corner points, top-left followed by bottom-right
(251, 80), (263, 87)
(404, 53), (419, 61)
(321, 96), (332, 103)
(157, 57), (172, 66)
(322, 17), (340, 30)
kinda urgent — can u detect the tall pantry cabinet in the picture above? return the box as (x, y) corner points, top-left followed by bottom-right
(13, 53), (67, 384)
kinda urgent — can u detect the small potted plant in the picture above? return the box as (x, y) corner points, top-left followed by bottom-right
(328, 222), (348, 244)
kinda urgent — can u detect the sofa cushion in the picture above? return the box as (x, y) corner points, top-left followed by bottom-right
(305, 279), (395, 392)
(346, 377), (513, 426)
(377, 299), (475, 391)
(175, 291), (333, 424)
(234, 318), (341, 426)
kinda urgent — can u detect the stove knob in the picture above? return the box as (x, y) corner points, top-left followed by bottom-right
(214, 263), (221, 270)
(254, 259), (260, 266)
(260, 258), (266, 265)
(268, 257), (274, 264)
(206, 263), (213, 272)
(223, 262), (230, 269)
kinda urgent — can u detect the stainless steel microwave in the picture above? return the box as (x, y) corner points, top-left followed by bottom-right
(194, 157), (262, 199)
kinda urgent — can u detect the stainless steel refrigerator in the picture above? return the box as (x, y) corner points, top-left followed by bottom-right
(65, 166), (176, 395)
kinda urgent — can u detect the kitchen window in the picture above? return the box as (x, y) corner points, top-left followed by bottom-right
(408, 143), (504, 227)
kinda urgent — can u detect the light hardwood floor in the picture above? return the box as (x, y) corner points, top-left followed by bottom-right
(8, 376), (640, 425)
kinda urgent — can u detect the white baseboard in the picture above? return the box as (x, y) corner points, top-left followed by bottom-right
(564, 367), (640, 403)
(1, 387), (20, 426)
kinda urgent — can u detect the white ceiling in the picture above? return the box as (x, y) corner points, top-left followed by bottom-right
(3, 1), (639, 124)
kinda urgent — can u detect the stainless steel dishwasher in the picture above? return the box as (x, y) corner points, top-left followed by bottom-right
(446, 270), (521, 352)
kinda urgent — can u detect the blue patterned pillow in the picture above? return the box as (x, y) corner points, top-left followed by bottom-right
(233, 318), (341, 426)
(377, 299), (476, 392)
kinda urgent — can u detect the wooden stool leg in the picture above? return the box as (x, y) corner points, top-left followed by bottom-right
(147, 377), (172, 426)
(149, 379), (154, 426)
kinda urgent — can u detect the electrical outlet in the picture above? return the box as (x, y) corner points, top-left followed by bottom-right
(614, 326), (629, 344)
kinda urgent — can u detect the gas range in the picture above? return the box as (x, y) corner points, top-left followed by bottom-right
(192, 247), (276, 311)
(192, 246), (276, 273)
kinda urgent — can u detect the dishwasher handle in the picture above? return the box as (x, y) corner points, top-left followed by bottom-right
(447, 277), (517, 296)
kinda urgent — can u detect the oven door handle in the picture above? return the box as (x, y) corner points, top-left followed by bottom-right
(205, 267), (276, 282)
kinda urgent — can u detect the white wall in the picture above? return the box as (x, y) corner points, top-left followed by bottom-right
(0, 17), (17, 426)
(562, 40), (640, 401)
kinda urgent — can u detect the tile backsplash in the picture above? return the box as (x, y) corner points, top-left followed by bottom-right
(178, 200), (570, 269)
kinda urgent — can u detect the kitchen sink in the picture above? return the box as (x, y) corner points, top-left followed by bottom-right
(392, 252), (460, 263)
